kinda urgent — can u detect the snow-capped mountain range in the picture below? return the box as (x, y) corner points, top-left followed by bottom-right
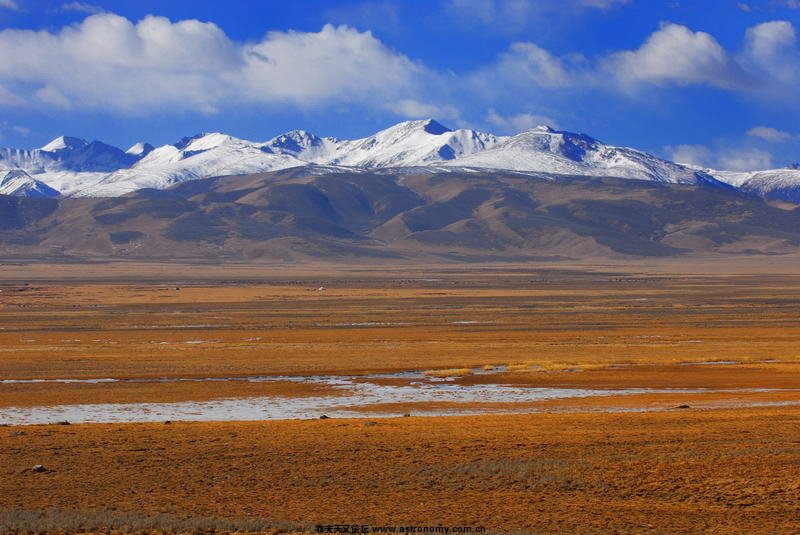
(1, 119), (798, 201)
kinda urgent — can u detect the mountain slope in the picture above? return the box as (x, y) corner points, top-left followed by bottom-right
(0, 170), (60, 197)
(78, 133), (308, 197)
(2, 168), (799, 262)
(707, 168), (800, 203)
(448, 126), (723, 186)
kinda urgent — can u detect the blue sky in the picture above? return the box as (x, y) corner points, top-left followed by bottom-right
(0, 0), (799, 170)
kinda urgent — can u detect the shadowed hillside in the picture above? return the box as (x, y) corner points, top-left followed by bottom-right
(1, 168), (799, 262)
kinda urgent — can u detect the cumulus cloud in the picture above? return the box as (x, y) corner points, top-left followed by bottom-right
(240, 25), (422, 106)
(323, 1), (401, 33)
(746, 126), (792, 141)
(1, 11), (799, 122)
(741, 20), (799, 88)
(0, 14), (425, 114)
(473, 42), (577, 91)
(606, 23), (751, 90)
(486, 109), (560, 133)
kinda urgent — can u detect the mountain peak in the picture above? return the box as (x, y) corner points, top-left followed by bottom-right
(0, 169), (60, 197)
(379, 119), (452, 137)
(40, 136), (88, 152)
(174, 132), (235, 152)
(0, 169), (32, 184)
(267, 130), (326, 154)
(420, 119), (451, 135)
(529, 125), (556, 133)
(126, 142), (155, 157)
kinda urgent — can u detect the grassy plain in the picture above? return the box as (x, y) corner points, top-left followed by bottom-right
(1, 260), (800, 534)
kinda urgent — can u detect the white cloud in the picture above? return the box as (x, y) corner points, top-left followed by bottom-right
(0, 15), (424, 114)
(486, 108), (560, 133)
(0, 84), (24, 105)
(0, 10), (798, 123)
(387, 99), (459, 120)
(741, 20), (799, 87)
(445, 0), (630, 33)
(746, 126), (792, 141)
(35, 86), (71, 108)
(667, 144), (713, 167)
(606, 23), (751, 90)
(737, 2), (753, 11)
(61, 2), (104, 14)
(666, 143), (775, 171)
(579, 0), (630, 8)
(0, 0), (18, 10)
(742, 20), (796, 65)
(323, 1), (401, 33)
(477, 42), (575, 89)
(0, 121), (31, 138)
(718, 148), (774, 171)
(240, 24), (422, 107)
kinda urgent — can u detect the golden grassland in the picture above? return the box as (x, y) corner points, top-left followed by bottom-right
(1, 261), (800, 533)
(3, 265), (800, 383)
(3, 407), (800, 535)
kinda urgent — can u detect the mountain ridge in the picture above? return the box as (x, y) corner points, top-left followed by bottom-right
(0, 119), (798, 202)
(2, 167), (799, 262)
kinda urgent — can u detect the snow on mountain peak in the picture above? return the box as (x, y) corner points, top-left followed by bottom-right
(40, 136), (88, 152)
(0, 169), (60, 197)
(126, 142), (155, 157)
(173, 132), (239, 152)
(374, 118), (452, 139)
(267, 130), (325, 152)
(1, 169), (32, 183)
(420, 119), (451, 135)
(2, 118), (797, 201)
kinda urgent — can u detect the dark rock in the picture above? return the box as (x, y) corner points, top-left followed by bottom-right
(319, 414), (330, 419)
(31, 465), (47, 473)
(675, 405), (691, 409)
(402, 413), (411, 417)
(56, 420), (71, 425)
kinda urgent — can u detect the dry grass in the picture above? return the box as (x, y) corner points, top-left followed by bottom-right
(2, 408), (800, 534)
(4, 264), (800, 534)
(3, 270), (800, 382)
(0, 509), (312, 534)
